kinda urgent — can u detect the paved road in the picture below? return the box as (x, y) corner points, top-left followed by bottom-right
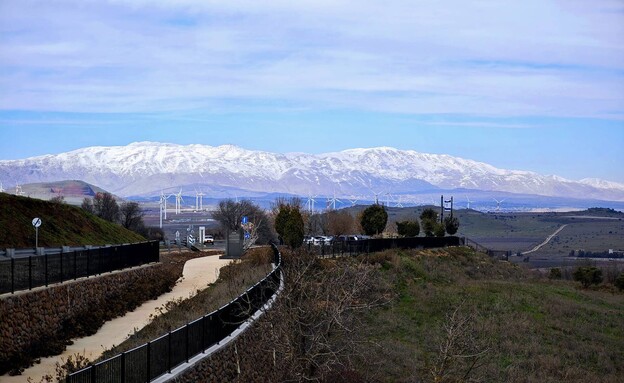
(3, 254), (231, 383)
(521, 224), (568, 255)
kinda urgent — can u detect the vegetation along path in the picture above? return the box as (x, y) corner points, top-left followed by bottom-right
(521, 224), (568, 255)
(3, 254), (231, 383)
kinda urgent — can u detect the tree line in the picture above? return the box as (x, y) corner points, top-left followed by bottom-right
(79, 192), (163, 240)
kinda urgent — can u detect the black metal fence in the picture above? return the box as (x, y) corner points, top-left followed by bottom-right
(306, 236), (463, 257)
(0, 241), (160, 294)
(67, 244), (282, 383)
(463, 238), (511, 259)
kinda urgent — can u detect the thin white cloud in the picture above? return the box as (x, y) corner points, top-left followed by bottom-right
(0, 0), (622, 118)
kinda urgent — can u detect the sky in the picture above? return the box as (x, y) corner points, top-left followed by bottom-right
(0, 0), (623, 182)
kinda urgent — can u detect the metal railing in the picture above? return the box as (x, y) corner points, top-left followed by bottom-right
(463, 238), (511, 259)
(0, 241), (160, 294)
(306, 236), (463, 257)
(67, 244), (282, 383)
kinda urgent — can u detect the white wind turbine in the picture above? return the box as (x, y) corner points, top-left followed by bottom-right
(194, 189), (205, 211)
(370, 189), (384, 205)
(466, 196), (474, 210)
(0, 182), (4, 193)
(327, 191), (342, 210)
(159, 191), (167, 228)
(175, 189), (184, 214)
(348, 195), (359, 207)
(198, 191), (204, 211)
(493, 198), (505, 211)
(395, 195), (404, 208)
(15, 184), (25, 196)
(306, 194), (317, 213)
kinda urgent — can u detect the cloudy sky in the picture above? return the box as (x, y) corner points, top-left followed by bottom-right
(0, 0), (623, 181)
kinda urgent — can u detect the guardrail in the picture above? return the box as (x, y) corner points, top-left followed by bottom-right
(67, 243), (282, 383)
(306, 236), (463, 257)
(0, 241), (160, 294)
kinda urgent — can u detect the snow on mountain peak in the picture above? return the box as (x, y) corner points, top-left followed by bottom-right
(0, 142), (623, 201)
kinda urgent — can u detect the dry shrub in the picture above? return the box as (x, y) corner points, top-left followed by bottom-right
(260, 251), (391, 382)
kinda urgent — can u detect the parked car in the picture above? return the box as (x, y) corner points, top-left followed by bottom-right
(312, 236), (334, 246)
(204, 235), (214, 245)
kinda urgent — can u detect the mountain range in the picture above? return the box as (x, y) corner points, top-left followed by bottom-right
(0, 142), (623, 205)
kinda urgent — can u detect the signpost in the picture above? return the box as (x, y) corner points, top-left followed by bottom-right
(32, 217), (42, 248)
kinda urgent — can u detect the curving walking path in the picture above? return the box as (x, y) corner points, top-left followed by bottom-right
(3, 255), (231, 383)
(521, 224), (568, 255)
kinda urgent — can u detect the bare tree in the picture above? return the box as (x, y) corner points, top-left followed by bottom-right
(212, 199), (273, 244)
(327, 210), (355, 237)
(50, 195), (65, 204)
(119, 201), (145, 232)
(92, 192), (119, 222)
(427, 302), (490, 383)
(81, 197), (94, 214)
(263, 251), (390, 382)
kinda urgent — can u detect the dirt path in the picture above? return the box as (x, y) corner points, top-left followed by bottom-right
(3, 255), (231, 383)
(521, 224), (568, 255)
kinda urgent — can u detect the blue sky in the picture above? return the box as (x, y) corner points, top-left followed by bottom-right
(0, 1), (623, 182)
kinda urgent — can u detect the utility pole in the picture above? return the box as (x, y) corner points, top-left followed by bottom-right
(440, 195), (444, 223)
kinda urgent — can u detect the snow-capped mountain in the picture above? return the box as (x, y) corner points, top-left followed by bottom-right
(0, 141), (623, 202)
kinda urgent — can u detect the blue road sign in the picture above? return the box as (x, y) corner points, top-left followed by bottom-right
(242, 216), (248, 224)
(244, 232), (250, 239)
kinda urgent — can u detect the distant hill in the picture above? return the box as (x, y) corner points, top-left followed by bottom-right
(0, 193), (145, 248)
(16, 180), (115, 205)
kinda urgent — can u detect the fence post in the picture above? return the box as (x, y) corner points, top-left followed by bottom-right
(185, 323), (190, 362)
(45, 252), (48, 287)
(121, 352), (126, 383)
(146, 341), (151, 382)
(201, 316), (206, 353)
(73, 251), (77, 280)
(60, 251), (64, 283)
(90, 365), (96, 382)
(11, 257), (15, 293)
(168, 331), (172, 373)
(86, 249), (90, 276)
(28, 256), (32, 290)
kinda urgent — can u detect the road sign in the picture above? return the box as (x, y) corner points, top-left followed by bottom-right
(32, 217), (42, 228)
(244, 232), (250, 239)
(242, 216), (248, 224)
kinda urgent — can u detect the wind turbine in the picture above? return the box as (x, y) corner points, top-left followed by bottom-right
(175, 189), (184, 214)
(15, 184), (25, 196)
(395, 195), (404, 208)
(197, 191), (204, 211)
(466, 196), (474, 210)
(306, 194), (317, 213)
(493, 198), (505, 212)
(348, 195), (358, 207)
(0, 182), (4, 193)
(159, 191), (167, 228)
(327, 191), (342, 210)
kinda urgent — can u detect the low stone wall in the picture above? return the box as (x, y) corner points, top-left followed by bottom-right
(0, 261), (181, 375)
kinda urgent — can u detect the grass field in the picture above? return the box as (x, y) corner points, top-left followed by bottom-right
(355, 247), (624, 383)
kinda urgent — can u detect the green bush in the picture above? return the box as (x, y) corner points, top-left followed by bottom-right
(548, 268), (562, 280)
(573, 266), (603, 288)
(396, 220), (420, 237)
(360, 204), (388, 236)
(615, 272), (624, 291)
(444, 216), (460, 235)
(434, 222), (446, 237)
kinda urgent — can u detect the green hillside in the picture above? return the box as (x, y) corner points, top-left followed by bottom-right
(0, 193), (145, 248)
(355, 247), (624, 382)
